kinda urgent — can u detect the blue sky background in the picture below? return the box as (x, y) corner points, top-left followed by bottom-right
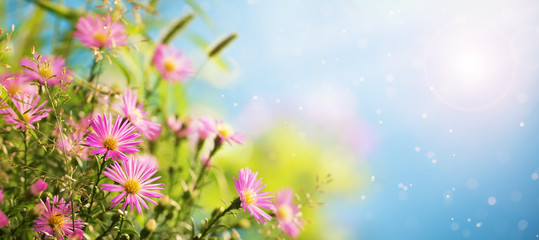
(168, 0), (539, 239)
(8, 0), (539, 239)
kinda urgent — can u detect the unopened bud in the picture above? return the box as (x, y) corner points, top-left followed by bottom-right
(111, 211), (123, 223)
(30, 179), (48, 196)
(238, 218), (250, 228)
(145, 219), (157, 231)
(119, 233), (130, 240)
(160, 196), (171, 207)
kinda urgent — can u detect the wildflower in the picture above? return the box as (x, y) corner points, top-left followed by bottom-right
(100, 156), (164, 215)
(0, 211), (8, 228)
(0, 73), (37, 96)
(30, 179), (48, 196)
(200, 117), (245, 146)
(33, 196), (85, 239)
(0, 94), (50, 129)
(85, 114), (143, 161)
(134, 154), (159, 168)
(152, 44), (194, 83)
(73, 15), (128, 49)
(233, 167), (273, 224)
(273, 189), (304, 238)
(20, 54), (72, 86)
(166, 115), (195, 138)
(120, 89), (161, 141)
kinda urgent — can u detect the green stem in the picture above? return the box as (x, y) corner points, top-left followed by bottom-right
(115, 216), (125, 240)
(194, 198), (241, 240)
(22, 130), (28, 189)
(86, 155), (106, 221)
(96, 219), (117, 240)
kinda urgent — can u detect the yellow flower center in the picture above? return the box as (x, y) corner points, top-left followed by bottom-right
(93, 31), (108, 45)
(39, 65), (53, 79)
(49, 214), (65, 230)
(164, 59), (176, 72)
(20, 113), (30, 123)
(7, 85), (21, 95)
(217, 123), (233, 138)
(243, 190), (256, 205)
(124, 179), (141, 194)
(277, 205), (293, 222)
(102, 137), (118, 151)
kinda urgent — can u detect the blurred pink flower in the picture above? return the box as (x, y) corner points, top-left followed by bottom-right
(0, 211), (8, 228)
(273, 189), (304, 238)
(0, 73), (37, 96)
(233, 167), (273, 224)
(152, 44), (194, 83)
(20, 54), (72, 86)
(33, 196), (85, 239)
(100, 156), (164, 215)
(120, 89), (161, 141)
(67, 229), (84, 240)
(74, 15), (128, 49)
(0, 94), (50, 129)
(30, 179), (48, 196)
(200, 117), (245, 146)
(0, 189), (3, 203)
(167, 115), (195, 138)
(134, 154), (159, 168)
(85, 114), (142, 161)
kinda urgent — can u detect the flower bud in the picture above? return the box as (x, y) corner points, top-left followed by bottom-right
(160, 196), (171, 207)
(30, 179), (48, 196)
(31, 203), (46, 217)
(119, 233), (130, 240)
(145, 219), (157, 232)
(111, 211), (123, 223)
(238, 218), (250, 228)
(0, 210), (9, 228)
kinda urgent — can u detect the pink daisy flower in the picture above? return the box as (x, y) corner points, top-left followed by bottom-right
(85, 114), (143, 161)
(73, 15), (128, 49)
(134, 154), (159, 168)
(33, 196), (85, 239)
(273, 189), (304, 238)
(20, 54), (72, 86)
(200, 117), (245, 146)
(30, 179), (48, 196)
(0, 94), (50, 129)
(152, 44), (194, 83)
(120, 89), (161, 141)
(100, 156), (164, 215)
(0, 211), (8, 228)
(166, 115), (195, 139)
(0, 72), (37, 96)
(233, 167), (273, 224)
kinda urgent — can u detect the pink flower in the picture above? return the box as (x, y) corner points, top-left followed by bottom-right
(20, 54), (72, 86)
(33, 196), (85, 239)
(273, 189), (304, 238)
(0, 189), (3, 203)
(120, 89), (161, 141)
(30, 179), (48, 196)
(0, 211), (8, 228)
(74, 15), (128, 49)
(197, 116), (216, 140)
(134, 154), (159, 168)
(167, 115), (195, 138)
(0, 72), (37, 96)
(100, 156), (164, 215)
(233, 167), (273, 224)
(200, 117), (245, 146)
(152, 44), (194, 83)
(0, 94), (50, 129)
(85, 114), (143, 161)
(67, 229), (84, 240)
